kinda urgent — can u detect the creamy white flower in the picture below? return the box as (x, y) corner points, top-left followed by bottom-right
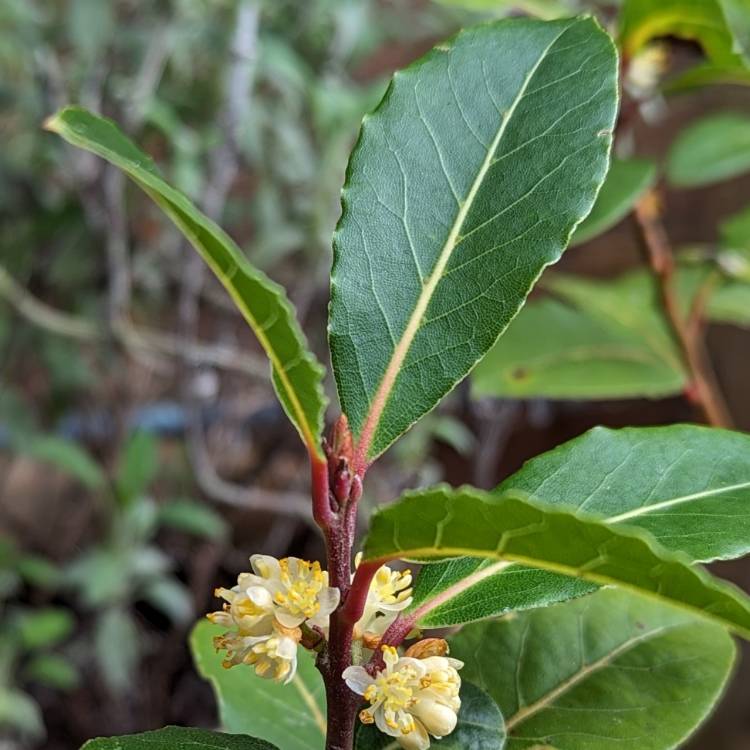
(343, 645), (463, 750)
(207, 576), (276, 637)
(354, 554), (413, 640)
(213, 621), (301, 684)
(249, 554), (340, 629)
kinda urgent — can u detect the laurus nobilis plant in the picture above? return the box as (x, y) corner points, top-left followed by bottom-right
(48, 13), (750, 750)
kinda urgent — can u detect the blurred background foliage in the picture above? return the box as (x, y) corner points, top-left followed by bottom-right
(1, 0), (749, 748)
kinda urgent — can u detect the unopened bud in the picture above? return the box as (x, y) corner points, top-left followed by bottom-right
(405, 638), (450, 659)
(333, 459), (353, 505)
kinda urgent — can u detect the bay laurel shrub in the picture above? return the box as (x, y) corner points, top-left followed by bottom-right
(49, 9), (750, 750)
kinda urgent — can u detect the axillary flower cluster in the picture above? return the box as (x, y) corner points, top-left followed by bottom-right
(208, 553), (463, 748)
(344, 643), (463, 750)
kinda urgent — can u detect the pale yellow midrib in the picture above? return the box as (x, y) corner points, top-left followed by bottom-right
(355, 23), (573, 462)
(608, 480), (750, 524)
(505, 624), (673, 731)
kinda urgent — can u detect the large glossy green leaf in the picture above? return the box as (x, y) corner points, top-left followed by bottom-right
(451, 588), (737, 750)
(361, 485), (750, 639)
(355, 682), (505, 750)
(473, 269), (687, 399)
(329, 17), (618, 463)
(82, 727), (279, 750)
(667, 113), (750, 188)
(571, 158), (657, 246)
(45, 107), (327, 457)
(408, 424), (750, 626)
(191, 621), (326, 750)
(499, 424), (750, 562)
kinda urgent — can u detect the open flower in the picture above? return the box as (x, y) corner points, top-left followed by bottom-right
(354, 555), (413, 640)
(207, 576), (275, 637)
(343, 644), (463, 750)
(249, 554), (340, 629)
(214, 621), (301, 684)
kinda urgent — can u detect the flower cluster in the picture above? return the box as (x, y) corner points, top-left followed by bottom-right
(353, 552), (413, 645)
(208, 554), (414, 684)
(207, 554), (339, 684)
(343, 643), (463, 750)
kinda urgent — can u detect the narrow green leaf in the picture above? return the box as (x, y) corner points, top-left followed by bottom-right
(571, 158), (657, 245)
(115, 431), (158, 504)
(355, 682), (506, 749)
(15, 607), (75, 650)
(191, 620), (326, 750)
(330, 16), (618, 462)
(667, 113), (750, 187)
(361, 485), (750, 639)
(24, 653), (80, 691)
(451, 588), (737, 750)
(45, 107), (327, 457)
(157, 498), (228, 540)
(81, 726), (279, 750)
(13, 435), (105, 489)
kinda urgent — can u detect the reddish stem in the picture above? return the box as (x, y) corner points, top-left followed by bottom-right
(340, 560), (380, 626)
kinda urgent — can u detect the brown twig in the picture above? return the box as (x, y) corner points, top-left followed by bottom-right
(634, 189), (733, 428)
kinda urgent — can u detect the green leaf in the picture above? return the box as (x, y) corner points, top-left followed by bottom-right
(115, 431), (158, 504)
(15, 607), (75, 650)
(498, 424), (750, 562)
(571, 158), (656, 245)
(667, 113), (750, 188)
(157, 498), (228, 540)
(13, 435), (105, 489)
(361, 485), (750, 639)
(45, 107), (327, 458)
(408, 423), (750, 625)
(24, 653), (80, 691)
(355, 681), (506, 749)
(473, 269), (687, 400)
(707, 281), (750, 326)
(720, 203), (750, 251)
(411, 557), (594, 628)
(329, 17), (618, 462)
(94, 608), (139, 695)
(451, 588), (737, 750)
(0, 688), (44, 738)
(81, 726), (279, 750)
(191, 620), (326, 750)
(471, 295), (685, 400)
(619, 0), (750, 73)
(141, 578), (194, 624)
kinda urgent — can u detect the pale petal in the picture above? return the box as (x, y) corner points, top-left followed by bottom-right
(246, 586), (273, 609)
(342, 666), (373, 695)
(375, 707), (400, 738)
(276, 636), (298, 660)
(397, 721), (430, 750)
(411, 699), (457, 737)
(317, 586), (341, 616)
(275, 610), (305, 628)
(250, 554), (281, 580)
